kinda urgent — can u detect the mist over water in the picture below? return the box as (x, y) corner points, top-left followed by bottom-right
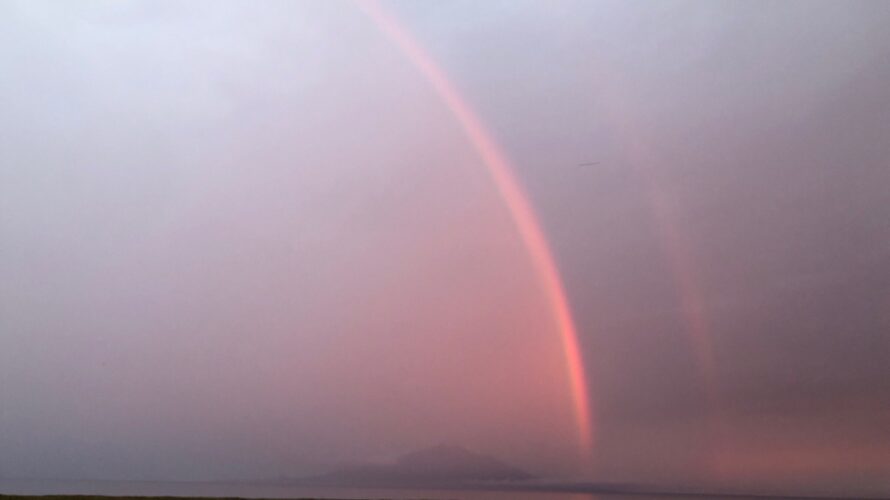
(2, 1), (890, 497)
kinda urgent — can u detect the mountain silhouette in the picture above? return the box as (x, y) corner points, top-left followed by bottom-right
(301, 444), (533, 487)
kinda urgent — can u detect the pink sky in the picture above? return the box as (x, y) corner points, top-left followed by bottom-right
(1, 1), (890, 496)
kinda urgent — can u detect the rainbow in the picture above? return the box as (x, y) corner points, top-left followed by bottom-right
(595, 71), (723, 465)
(359, 1), (595, 455)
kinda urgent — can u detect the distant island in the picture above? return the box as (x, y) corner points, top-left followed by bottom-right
(283, 444), (534, 488)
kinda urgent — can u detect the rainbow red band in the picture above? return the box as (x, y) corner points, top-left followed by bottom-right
(359, 0), (594, 455)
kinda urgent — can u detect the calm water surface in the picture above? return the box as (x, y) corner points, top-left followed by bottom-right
(0, 479), (764, 500)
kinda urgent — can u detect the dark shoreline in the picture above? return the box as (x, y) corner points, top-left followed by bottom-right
(0, 491), (883, 500)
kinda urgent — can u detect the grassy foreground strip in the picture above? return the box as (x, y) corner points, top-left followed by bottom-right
(0, 496), (406, 500)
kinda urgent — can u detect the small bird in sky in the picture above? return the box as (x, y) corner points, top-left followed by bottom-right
(577, 161), (601, 167)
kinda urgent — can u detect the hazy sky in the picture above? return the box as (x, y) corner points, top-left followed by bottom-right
(2, 0), (889, 496)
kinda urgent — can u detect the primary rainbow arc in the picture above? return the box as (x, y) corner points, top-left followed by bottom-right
(360, 0), (594, 455)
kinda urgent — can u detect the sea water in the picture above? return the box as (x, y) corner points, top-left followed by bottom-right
(0, 478), (764, 500)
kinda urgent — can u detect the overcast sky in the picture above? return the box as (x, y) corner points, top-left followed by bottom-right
(1, 1), (889, 496)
